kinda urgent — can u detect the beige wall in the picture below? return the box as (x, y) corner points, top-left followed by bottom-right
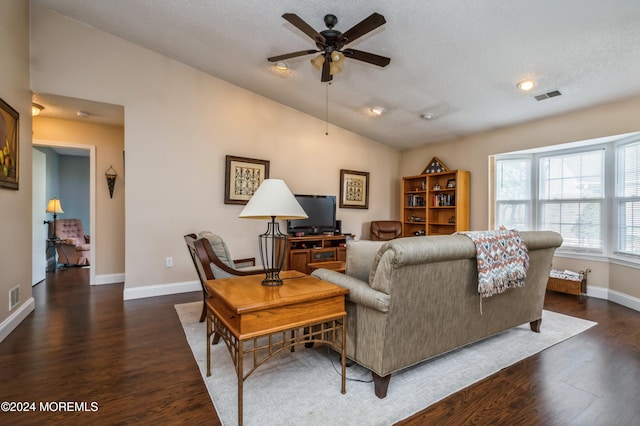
(33, 117), (125, 276)
(0, 1), (32, 327)
(30, 5), (400, 291)
(401, 96), (640, 299)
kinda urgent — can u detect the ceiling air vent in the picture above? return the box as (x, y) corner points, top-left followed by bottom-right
(534, 90), (562, 101)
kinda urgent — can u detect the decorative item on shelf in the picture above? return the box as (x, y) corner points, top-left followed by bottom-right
(449, 216), (456, 224)
(433, 183), (441, 190)
(414, 229), (425, 236)
(447, 179), (456, 188)
(105, 166), (117, 198)
(44, 197), (64, 239)
(238, 179), (308, 286)
(421, 156), (449, 174)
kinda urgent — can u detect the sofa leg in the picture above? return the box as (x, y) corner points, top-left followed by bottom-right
(372, 372), (391, 398)
(529, 318), (542, 333)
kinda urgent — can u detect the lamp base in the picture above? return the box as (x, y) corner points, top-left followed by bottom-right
(261, 273), (284, 287)
(258, 218), (288, 286)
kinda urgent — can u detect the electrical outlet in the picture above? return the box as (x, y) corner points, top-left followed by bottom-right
(165, 257), (173, 268)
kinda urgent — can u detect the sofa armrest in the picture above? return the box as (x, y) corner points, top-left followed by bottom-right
(312, 269), (390, 313)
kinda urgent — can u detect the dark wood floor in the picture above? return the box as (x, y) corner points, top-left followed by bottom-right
(1, 269), (638, 425)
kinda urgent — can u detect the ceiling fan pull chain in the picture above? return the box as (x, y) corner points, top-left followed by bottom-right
(325, 82), (330, 135)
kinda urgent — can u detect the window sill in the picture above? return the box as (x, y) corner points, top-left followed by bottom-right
(554, 251), (640, 270)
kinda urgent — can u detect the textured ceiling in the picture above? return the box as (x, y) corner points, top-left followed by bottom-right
(33, 0), (640, 150)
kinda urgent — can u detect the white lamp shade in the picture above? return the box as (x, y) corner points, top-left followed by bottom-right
(46, 198), (64, 214)
(238, 179), (308, 220)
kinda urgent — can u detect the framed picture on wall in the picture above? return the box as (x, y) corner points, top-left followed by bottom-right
(224, 155), (270, 205)
(0, 97), (19, 190)
(340, 169), (369, 209)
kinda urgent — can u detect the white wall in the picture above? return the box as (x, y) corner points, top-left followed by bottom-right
(0, 1), (33, 338)
(30, 5), (400, 294)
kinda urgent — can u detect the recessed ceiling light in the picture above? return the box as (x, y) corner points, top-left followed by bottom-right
(274, 61), (288, 70)
(517, 79), (535, 91)
(370, 106), (385, 116)
(420, 112), (435, 120)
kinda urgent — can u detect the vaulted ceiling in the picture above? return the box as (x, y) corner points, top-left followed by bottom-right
(33, 0), (640, 150)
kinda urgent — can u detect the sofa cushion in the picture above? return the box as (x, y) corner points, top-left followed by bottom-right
(346, 240), (386, 283)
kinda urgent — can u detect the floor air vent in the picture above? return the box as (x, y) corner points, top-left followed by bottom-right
(534, 90), (562, 101)
(9, 285), (20, 310)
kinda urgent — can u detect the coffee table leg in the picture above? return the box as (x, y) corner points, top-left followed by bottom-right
(238, 340), (243, 426)
(341, 317), (346, 394)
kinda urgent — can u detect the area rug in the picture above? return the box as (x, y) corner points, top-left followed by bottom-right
(175, 302), (596, 426)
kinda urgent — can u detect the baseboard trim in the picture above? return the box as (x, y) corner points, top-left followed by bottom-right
(608, 289), (640, 312)
(586, 285), (639, 313)
(123, 280), (200, 300)
(0, 297), (35, 343)
(94, 273), (125, 285)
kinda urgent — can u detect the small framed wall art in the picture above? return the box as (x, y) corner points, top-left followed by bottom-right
(0, 97), (19, 190)
(340, 169), (369, 209)
(224, 155), (270, 205)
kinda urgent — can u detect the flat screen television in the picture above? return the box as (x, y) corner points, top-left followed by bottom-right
(287, 194), (336, 235)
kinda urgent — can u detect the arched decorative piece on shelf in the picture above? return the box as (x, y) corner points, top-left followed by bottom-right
(421, 157), (449, 174)
(105, 166), (117, 198)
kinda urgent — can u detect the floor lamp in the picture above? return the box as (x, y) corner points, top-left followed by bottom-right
(238, 179), (308, 286)
(44, 197), (64, 239)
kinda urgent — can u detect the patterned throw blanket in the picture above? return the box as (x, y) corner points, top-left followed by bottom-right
(459, 230), (529, 298)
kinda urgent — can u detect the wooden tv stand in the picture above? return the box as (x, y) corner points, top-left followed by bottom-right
(286, 234), (347, 274)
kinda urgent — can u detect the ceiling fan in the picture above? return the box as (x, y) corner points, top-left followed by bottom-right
(268, 12), (390, 82)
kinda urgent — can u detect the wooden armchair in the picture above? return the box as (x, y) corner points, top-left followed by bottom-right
(184, 232), (257, 322)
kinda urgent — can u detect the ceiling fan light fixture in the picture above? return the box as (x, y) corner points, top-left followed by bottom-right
(310, 54), (325, 70)
(331, 51), (344, 64)
(329, 61), (342, 75)
(32, 103), (44, 116)
(517, 79), (535, 91)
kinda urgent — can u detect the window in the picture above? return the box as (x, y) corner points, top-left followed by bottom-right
(493, 131), (640, 260)
(617, 141), (640, 255)
(539, 149), (604, 251)
(495, 158), (531, 231)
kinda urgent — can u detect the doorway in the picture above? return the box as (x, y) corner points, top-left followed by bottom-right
(32, 141), (96, 285)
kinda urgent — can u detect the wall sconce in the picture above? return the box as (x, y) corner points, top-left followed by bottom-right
(105, 166), (117, 198)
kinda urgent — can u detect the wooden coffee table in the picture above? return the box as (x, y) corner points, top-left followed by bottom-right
(205, 270), (349, 426)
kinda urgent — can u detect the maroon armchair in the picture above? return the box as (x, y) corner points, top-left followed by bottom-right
(52, 219), (91, 266)
(370, 221), (402, 241)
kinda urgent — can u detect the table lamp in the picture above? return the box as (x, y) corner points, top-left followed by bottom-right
(238, 179), (308, 286)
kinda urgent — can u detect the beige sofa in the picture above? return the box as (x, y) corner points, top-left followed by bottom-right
(312, 231), (563, 398)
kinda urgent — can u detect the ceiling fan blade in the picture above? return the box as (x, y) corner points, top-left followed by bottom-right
(339, 13), (386, 46)
(268, 50), (319, 62)
(343, 49), (391, 67)
(321, 58), (332, 82)
(282, 13), (326, 44)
